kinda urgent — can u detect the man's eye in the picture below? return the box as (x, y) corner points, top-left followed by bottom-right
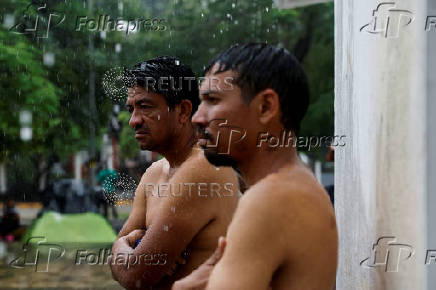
(208, 98), (219, 104)
(141, 105), (152, 109)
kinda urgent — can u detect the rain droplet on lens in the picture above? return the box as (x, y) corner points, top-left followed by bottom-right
(102, 172), (137, 206)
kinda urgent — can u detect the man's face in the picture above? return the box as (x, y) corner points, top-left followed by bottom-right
(192, 64), (258, 167)
(126, 86), (177, 151)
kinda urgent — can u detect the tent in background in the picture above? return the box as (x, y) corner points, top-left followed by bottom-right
(22, 211), (117, 243)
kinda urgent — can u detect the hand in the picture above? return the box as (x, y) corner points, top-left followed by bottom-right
(110, 229), (145, 276)
(112, 229), (145, 256)
(172, 237), (226, 290)
(124, 229), (146, 248)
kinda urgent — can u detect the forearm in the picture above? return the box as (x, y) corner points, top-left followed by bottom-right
(110, 239), (169, 288)
(110, 242), (137, 288)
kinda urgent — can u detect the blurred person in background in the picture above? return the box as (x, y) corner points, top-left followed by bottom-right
(96, 165), (118, 219)
(0, 199), (20, 242)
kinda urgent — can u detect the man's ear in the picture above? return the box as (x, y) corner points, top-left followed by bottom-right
(178, 99), (193, 124)
(254, 89), (280, 125)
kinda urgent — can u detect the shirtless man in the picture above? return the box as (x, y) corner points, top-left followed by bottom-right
(174, 43), (338, 289)
(110, 56), (239, 289)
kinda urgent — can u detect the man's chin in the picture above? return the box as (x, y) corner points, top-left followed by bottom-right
(203, 150), (238, 168)
(138, 141), (153, 151)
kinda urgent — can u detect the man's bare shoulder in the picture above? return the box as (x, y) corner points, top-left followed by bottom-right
(138, 158), (166, 183)
(221, 166), (337, 290)
(249, 165), (331, 209)
(174, 148), (238, 186)
(237, 165), (336, 243)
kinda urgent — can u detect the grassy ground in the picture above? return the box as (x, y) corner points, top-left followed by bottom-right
(0, 242), (124, 289)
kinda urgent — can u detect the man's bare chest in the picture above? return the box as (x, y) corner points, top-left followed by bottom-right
(144, 171), (175, 229)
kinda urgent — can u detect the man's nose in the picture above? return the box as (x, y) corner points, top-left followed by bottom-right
(129, 110), (143, 129)
(191, 103), (208, 126)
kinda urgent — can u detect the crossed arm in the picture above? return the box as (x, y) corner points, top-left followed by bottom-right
(110, 164), (220, 289)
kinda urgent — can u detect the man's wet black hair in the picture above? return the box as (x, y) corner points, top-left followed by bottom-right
(204, 43), (309, 133)
(126, 56), (199, 116)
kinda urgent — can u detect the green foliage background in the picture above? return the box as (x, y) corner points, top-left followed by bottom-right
(0, 0), (334, 198)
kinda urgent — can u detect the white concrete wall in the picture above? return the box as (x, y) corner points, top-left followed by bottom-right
(426, 1), (436, 288)
(335, 0), (431, 289)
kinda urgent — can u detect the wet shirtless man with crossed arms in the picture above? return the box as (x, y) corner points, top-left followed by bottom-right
(110, 57), (239, 289)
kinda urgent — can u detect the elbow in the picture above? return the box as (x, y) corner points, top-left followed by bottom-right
(120, 275), (160, 290)
(119, 277), (146, 290)
(109, 261), (136, 288)
(112, 269), (144, 290)
(111, 264), (161, 289)
(109, 262), (125, 284)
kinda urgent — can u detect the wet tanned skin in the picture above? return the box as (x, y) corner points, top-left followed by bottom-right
(182, 64), (338, 290)
(110, 86), (239, 289)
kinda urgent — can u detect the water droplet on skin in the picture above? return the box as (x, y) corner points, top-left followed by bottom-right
(216, 167), (220, 170)
(163, 225), (169, 231)
(171, 207), (176, 213)
(158, 115), (161, 120)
